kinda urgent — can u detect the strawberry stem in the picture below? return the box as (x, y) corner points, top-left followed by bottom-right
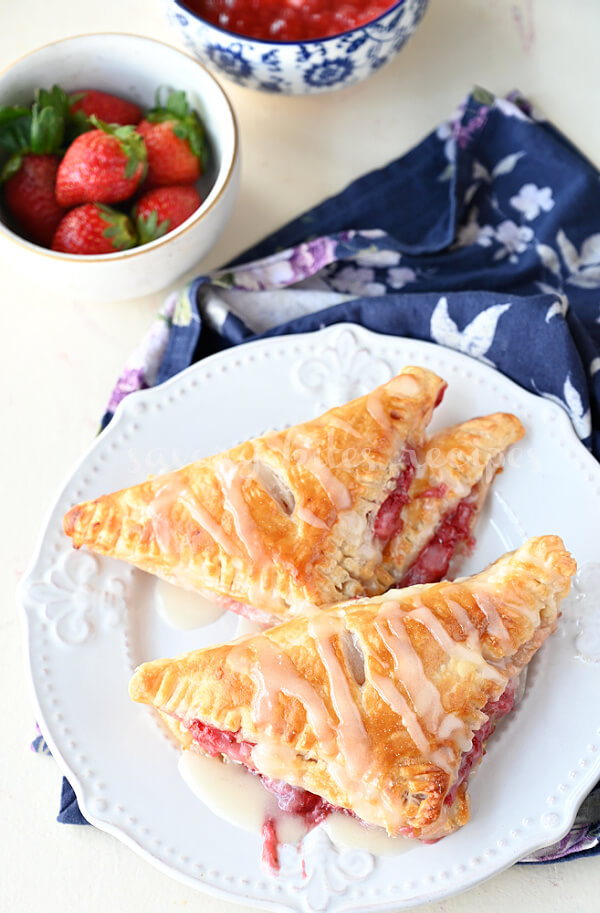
(146, 88), (208, 169)
(89, 115), (148, 181)
(97, 204), (138, 250)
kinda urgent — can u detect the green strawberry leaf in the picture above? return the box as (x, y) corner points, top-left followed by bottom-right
(30, 103), (64, 154)
(0, 152), (24, 182)
(135, 208), (171, 245)
(35, 85), (71, 120)
(0, 106), (32, 155)
(165, 89), (189, 120)
(152, 87), (189, 119)
(147, 88), (208, 168)
(65, 108), (94, 142)
(97, 204), (138, 251)
(30, 85), (69, 153)
(172, 117), (208, 166)
(89, 116), (148, 182)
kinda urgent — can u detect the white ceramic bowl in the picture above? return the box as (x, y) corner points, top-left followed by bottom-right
(0, 34), (240, 302)
(163, 0), (429, 95)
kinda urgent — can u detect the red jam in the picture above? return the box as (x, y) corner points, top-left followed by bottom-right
(444, 682), (516, 807)
(399, 499), (476, 587)
(262, 817), (280, 872)
(374, 453), (416, 543)
(182, 0), (398, 41)
(186, 718), (336, 870)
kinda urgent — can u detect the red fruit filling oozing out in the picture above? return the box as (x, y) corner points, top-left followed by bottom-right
(399, 499), (476, 587)
(185, 677), (516, 870)
(373, 451), (416, 542)
(186, 719), (335, 872)
(445, 682), (516, 807)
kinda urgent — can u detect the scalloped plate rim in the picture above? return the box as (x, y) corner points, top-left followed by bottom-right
(18, 323), (600, 913)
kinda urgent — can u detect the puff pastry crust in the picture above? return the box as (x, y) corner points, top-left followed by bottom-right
(64, 367), (446, 621)
(130, 536), (575, 842)
(376, 412), (526, 592)
(63, 368), (524, 624)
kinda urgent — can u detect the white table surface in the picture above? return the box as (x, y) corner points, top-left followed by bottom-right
(3, 0), (599, 910)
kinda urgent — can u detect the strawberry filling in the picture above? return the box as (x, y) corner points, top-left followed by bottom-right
(399, 498), (476, 587)
(444, 681), (516, 807)
(373, 452), (416, 542)
(184, 678), (516, 869)
(185, 718), (336, 871)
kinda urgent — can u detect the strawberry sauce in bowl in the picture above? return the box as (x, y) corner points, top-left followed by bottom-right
(164, 0), (430, 95)
(182, 0), (399, 42)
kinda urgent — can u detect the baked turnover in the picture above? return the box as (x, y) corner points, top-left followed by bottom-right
(64, 367), (523, 623)
(129, 536), (575, 868)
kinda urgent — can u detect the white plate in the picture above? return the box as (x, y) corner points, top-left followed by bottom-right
(20, 324), (600, 913)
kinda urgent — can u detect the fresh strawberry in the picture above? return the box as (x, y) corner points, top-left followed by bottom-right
(0, 87), (70, 246)
(52, 203), (137, 254)
(3, 153), (66, 247)
(55, 118), (147, 207)
(136, 89), (207, 187)
(69, 90), (143, 126)
(134, 184), (202, 242)
(0, 85), (68, 179)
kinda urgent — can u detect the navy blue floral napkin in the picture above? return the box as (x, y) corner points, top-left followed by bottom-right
(40, 88), (600, 860)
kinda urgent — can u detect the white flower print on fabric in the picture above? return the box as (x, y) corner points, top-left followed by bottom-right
(544, 294), (569, 323)
(493, 97), (532, 122)
(536, 231), (600, 295)
(537, 374), (592, 440)
(510, 183), (554, 220)
(436, 120), (456, 164)
(491, 151), (526, 178)
(493, 220), (534, 262)
(329, 266), (386, 297)
(356, 229), (386, 239)
(557, 231), (600, 289)
(430, 296), (511, 366)
(353, 247), (401, 267)
(455, 208), (495, 249)
(387, 266), (417, 289)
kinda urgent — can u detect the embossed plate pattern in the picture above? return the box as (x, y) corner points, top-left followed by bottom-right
(20, 325), (600, 913)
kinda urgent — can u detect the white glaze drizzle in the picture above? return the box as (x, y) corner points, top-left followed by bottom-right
(156, 579), (226, 630)
(369, 670), (432, 757)
(179, 492), (243, 557)
(307, 614), (371, 778)
(366, 391), (393, 431)
(472, 591), (513, 650)
(178, 749), (308, 845)
(147, 475), (186, 552)
(228, 637), (337, 756)
(407, 604), (507, 685)
(215, 459), (268, 563)
(375, 605), (466, 749)
(444, 598), (479, 640)
(325, 415), (361, 437)
(323, 814), (415, 856)
(179, 747), (415, 857)
(294, 505), (329, 529)
(268, 435), (351, 512)
(386, 373), (422, 398)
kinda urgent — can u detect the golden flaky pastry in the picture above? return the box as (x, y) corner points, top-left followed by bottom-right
(130, 536), (575, 853)
(64, 367), (523, 624)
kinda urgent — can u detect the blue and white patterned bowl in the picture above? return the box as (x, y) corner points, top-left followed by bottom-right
(163, 0), (429, 95)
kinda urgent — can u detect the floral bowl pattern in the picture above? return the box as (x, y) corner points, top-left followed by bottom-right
(163, 0), (429, 95)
